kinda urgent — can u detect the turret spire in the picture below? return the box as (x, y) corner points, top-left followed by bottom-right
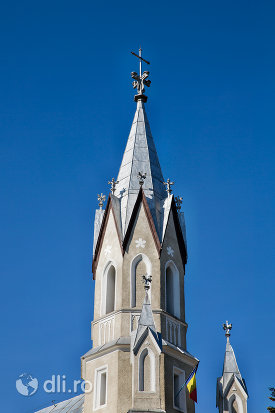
(217, 322), (248, 412)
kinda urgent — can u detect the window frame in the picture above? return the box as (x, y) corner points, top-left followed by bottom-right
(101, 262), (117, 316)
(173, 366), (186, 412)
(165, 260), (180, 318)
(93, 365), (108, 410)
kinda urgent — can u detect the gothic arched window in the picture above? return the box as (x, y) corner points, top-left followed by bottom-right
(229, 393), (243, 413)
(103, 264), (116, 315)
(165, 261), (180, 318)
(139, 348), (155, 392)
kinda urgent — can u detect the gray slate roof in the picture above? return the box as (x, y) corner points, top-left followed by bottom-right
(92, 98), (188, 259)
(135, 291), (156, 333)
(222, 338), (247, 394)
(223, 339), (242, 382)
(82, 336), (131, 359)
(133, 291), (162, 353)
(114, 99), (166, 237)
(34, 394), (84, 413)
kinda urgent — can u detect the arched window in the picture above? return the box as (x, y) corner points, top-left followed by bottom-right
(131, 254), (152, 308)
(102, 264), (116, 315)
(139, 348), (155, 392)
(165, 261), (180, 318)
(229, 394), (243, 413)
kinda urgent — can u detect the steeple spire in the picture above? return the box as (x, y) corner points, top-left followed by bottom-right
(114, 55), (166, 236)
(217, 322), (248, 412)
(222, 322), (242, 384)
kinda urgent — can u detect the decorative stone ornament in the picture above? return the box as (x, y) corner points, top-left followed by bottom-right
(175, 196), (183, 211)
(163, 178), (174, 194)
(104, 245), (112, 256)
(137, 172), (147, 186)
(223, 320), (232, 337)
(135, 238), (146, 248)
(142, 274), (152, 291)
(108, 178), (119, 194)
(167, 246), (174, 257)
(97, 193), (106, 209)
(131, 48), (151, 102)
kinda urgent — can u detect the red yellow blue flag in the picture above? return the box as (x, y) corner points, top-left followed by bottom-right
(186, 369), (197, 403)
(174, 363), (199, 404)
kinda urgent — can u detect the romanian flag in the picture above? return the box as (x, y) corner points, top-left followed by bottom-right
(186, 366), (198, 403)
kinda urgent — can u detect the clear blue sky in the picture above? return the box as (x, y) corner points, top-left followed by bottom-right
(0, 1), (274, 412)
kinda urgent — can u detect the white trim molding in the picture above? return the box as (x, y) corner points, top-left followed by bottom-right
(173, 366), (187, 412)
(93, 365), (108, 410)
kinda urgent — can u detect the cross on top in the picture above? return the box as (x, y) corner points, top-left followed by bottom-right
(163, 178), (174, 194)
(97, 193), (106, 209)
(131, 48), (151, 100)
(223, 320), (232, 337)
(137, 171), (147, 186)
(142, 274), (152, 291)
(108, 178), (119, 194)
(175, 196), (183, 211)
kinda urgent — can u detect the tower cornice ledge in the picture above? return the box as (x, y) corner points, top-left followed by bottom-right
(81, 338), (131, 370)
(90, 308), (188, 329)
(162, 341), (199, 367)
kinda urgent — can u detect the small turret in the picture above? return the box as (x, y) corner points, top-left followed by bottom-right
(216, 321), (248, 413)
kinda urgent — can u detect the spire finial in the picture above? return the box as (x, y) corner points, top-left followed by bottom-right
(108, 178), (119, 194)
(97, 193), (106, 209)
(142, 274), (152, 291)
(223, 320), (232, 339)
(131, 48), (151, 102)
(163, 178), (174, 194)
(137, 171), (147, 186)
(175, 196), (183, 211)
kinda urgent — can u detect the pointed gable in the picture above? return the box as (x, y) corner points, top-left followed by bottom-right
(161, 195), (187, 267)
(123, 187), (161, 255)
(92, 195), (123, 277)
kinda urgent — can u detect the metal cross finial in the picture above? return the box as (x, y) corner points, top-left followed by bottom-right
(163, 178), (175, 194)
(142, 274), (152, 291)
(223, 320), (232, 338)
(131, 48), (151, 101)
(137, 171), (147, 186)
(108, 178), (119, 194)
(175, 196), (183, 211)
(97, 193), (106, 209)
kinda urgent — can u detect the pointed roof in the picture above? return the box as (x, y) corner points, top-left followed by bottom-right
(114, 99), (166, 237)
(220, 330), (248, 396)
(223, 338), (242, 385)
(136, 291), (156, 332)
(133, 290), (161, 353)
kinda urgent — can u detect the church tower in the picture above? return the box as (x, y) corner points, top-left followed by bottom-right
(81, 50), (199, 413)
(216, 322), (248, 413)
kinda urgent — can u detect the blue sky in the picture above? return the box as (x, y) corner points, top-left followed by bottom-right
(0, 1), (274, 412)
